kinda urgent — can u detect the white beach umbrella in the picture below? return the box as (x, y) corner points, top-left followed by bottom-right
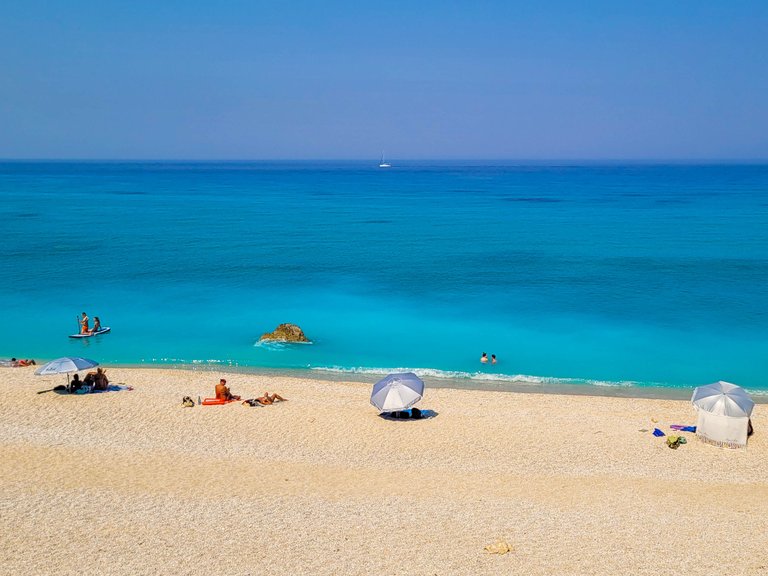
(691, 381), (754, 418)
(371, 372), (424, 412)
(691, 381), (754, 449)
(35, 357), (99, 384)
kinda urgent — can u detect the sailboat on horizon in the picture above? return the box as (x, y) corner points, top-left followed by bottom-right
(378, 152), (391, 168)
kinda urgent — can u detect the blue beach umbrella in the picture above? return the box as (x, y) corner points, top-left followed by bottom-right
(370, 372), (425, 412)
(35, 357), (99, 384)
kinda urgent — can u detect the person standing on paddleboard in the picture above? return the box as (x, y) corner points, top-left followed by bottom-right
(80, 312), (90, 335)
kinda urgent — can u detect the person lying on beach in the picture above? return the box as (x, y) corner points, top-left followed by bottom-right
(10, 358), (36, 367)
(254, 392), (286, 405)
(215, 379), (240, 401)
(242, 392), (287, 406)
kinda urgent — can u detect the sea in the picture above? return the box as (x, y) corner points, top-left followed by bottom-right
(1, 161), (767, 397)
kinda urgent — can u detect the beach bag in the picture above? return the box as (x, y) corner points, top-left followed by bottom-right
(182, 396), (195, 408)
(666, 436), (686, 449)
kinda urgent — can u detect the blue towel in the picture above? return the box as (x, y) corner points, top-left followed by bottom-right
(652, 428), (665, 437)
(91, 384), (133, 393)
(670, 425), (696, 432)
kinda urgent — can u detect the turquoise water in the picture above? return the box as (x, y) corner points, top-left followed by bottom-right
(1, 161), (767, 393)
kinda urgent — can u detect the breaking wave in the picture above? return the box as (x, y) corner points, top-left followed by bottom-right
(309, 365), (655, 388)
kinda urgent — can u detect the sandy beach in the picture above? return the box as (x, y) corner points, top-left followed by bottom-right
(1, 366), (766, 575)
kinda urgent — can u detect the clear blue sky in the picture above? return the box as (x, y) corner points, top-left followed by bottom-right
(1, 1), (767, 160)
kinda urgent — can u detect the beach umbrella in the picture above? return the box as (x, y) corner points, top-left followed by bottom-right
(691, 381), (754, 449)
(691, 381), (754, 418)
(35, 357), (99, 385)
(370, 372), (424, 412)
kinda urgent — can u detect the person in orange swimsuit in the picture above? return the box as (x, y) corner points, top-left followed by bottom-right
(80, 312), (90, 334)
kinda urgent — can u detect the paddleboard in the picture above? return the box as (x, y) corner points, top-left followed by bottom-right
(69, 327), (111, 339)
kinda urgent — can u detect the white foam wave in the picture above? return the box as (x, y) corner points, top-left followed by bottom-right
(138, 359), (752, 394)
(590, 379), (637, 388)
(143, 357), (241, 367)
(253, 340), (313, 350)
(309, 365), (642, 388)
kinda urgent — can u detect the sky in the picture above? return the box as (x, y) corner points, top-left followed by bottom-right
(1, 1), (767, 160)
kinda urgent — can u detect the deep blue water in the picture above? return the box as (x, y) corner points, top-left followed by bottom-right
(1, 161), (767, 393)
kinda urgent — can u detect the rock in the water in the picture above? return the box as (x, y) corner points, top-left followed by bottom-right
(259, 323), (310, 343)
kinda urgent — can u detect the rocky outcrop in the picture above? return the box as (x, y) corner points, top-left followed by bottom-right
(259, 323), (310, 343)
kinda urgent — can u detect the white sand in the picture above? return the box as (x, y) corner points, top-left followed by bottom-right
(1, 367), (767, 575)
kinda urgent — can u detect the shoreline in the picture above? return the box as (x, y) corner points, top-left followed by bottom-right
(44, 360), (768, 403)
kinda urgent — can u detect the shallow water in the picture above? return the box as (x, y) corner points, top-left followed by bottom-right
(1, 161), (767, 393)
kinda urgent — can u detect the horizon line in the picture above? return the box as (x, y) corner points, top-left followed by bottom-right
(1, 157), (768, 164)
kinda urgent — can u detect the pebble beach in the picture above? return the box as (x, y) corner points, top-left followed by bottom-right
(2, 366), (767, 575)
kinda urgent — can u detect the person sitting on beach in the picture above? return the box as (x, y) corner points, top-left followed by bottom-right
(254, 392), (286, 405)
(70, 374), (83, 393)
(93, 367), (109, 391)
(91, 316), (102, 333)
(80, 312), (90, 335)
(83, 372), (96, 388)
(215, 378), (240, 401)
(480, 352), (488, 364)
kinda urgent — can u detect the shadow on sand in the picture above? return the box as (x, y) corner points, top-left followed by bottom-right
(378, 409), (438, 421)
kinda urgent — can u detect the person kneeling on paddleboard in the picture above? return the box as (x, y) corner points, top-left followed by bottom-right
(80, 312), (90, 334)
